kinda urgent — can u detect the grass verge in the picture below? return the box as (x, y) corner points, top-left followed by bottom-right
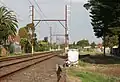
(68, 69), (119, 82)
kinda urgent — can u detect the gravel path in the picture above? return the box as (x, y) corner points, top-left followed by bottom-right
(0, 56), (65, 82)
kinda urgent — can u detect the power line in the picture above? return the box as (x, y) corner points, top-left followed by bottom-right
(27, 0), (32, 5)
(34, 1), (50, 26)
(0, 0), (11, 10)
(28, 0), (40, 16)
(28, 0), (46, 18)
(28, 0), (41, 22)
(34, 9), (50, 26)
(33, 0), (47, 19)
(0, 0), (21, 21)
(27, 0), (50, 26)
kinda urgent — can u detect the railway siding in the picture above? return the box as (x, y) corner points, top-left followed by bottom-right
(0, 54), (65, 82)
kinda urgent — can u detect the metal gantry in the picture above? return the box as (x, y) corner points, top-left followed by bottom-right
(34, 5), (69, 51)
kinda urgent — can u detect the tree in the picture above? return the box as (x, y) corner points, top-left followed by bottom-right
(20, 38), (32, 53)
(38, 40), (49, 51)
(90, 42), (96, 48)
(73, 42), (76, 46)
(69, 42), (77, 49)
(84, 0), (116, 38)
(20, 38), (27, 53)
(0, 6), (18, 45)
(18, 27), (30, 53)
(18, 27), (28, 38)
(19, 26), (38, 53)
(102, 35), (118, 48)
(84, 0), (120, 55)
(76, 39), (89, 48)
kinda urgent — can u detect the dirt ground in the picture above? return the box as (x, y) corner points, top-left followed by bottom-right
(80, 55), (120, 78)
(87, 65), (120, 77)
(67, 75), (82, 82)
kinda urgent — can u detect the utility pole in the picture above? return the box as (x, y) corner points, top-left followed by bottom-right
(50, 27), (52, 51)
(31, 5), (34, 54)
(65, 5), (69, 54)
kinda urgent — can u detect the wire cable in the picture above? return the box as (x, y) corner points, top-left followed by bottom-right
(28, 0), (50, 27)
(27, 0), (32, 5)
(34, 0), (47, 18)
(34, 0), (50, 26)
(0, 0), (21, 19)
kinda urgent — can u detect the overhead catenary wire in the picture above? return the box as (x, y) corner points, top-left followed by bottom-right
(33, 0), (47, 18)
(33, 0), (50, 26)
(27, 0), (50, 27)
(27, 0), (32, 5)
(28, 0), (64, 44)
(27, 0), (51, 42)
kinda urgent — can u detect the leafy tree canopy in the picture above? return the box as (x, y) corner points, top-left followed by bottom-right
(90, 42), (96, 48)
(18, 27), (28, 38)
(0, 6), (18, 44)
(102, 35), (118, 48)
(76, 39), (89, 48)
(84, 0), (120, 38)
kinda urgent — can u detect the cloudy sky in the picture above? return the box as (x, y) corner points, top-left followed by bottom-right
(1, 0), (102, 44)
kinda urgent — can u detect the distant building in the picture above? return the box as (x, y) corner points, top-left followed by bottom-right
(97, 43), (102, 48)
(8, 35), (20, 43)
(94, 43), (103, 52)
(84, 46), (91, 49)
(8, 34), (21, 54)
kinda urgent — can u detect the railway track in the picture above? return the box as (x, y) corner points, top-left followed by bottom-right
(0, 51), (52, 62)
(0, 51), (59, 78)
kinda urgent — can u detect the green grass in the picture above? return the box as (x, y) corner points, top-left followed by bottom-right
(67, 52), (120, 82)
(76, 72), (117, 82)
(0, 53), (23, 58)
(8, 53), (22, 56)
(78, 60), (90, 67)
(69, 70), (118, 82)
(80, 51), (103, 55)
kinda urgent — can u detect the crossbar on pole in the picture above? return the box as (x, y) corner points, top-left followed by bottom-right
(34, 19), (66, 21)
(52, 34), (65, 36)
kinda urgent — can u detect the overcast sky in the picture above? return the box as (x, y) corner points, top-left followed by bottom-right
(1, 0), (102, 44)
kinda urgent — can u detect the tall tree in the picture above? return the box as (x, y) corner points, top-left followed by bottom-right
(18, 26), (38, 53)
(84, 0), (120, 55)
(38, 40), (49, 51)
(69, 42), (76, 49)
(90, 42), (96, 48)
(76, 39), (89, 48)
(18, 27), (28, 39)
(84, 0), (116, 38)
(102, 35), (118, 48)
(20, 38), (27, 53)
(0, 6), (18, 45)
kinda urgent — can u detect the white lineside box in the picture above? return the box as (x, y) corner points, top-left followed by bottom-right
(66, 49), (79, 66)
